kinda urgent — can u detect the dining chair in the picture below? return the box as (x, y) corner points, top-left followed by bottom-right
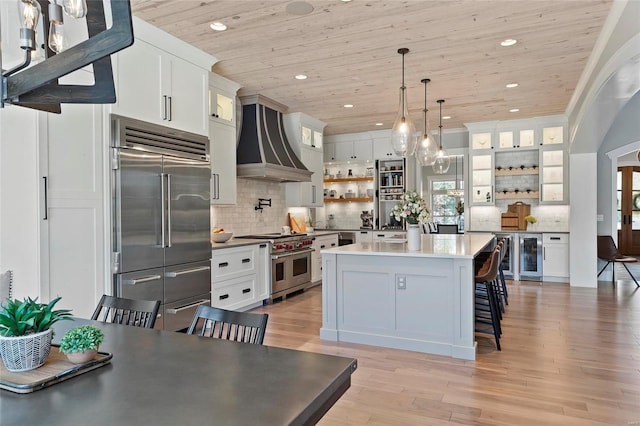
(436, 224), (459, 234)
(597, 235), (639, 286)
(91, 295), (161, 328)
(187, 305), (269, 345)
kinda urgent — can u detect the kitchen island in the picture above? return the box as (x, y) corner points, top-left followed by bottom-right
(320, 233), (495, 360)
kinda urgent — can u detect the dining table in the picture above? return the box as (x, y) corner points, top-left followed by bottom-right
(0, 318), (357, 425)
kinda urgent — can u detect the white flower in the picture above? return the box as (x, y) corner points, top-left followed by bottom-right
(390, 191), (430, 225)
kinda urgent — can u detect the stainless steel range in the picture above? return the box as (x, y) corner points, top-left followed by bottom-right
(236, 233), (313, 302)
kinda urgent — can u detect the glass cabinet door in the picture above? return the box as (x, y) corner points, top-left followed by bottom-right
(471, 153), (493, 204)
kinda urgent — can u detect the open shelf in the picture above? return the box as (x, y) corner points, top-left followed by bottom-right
(324, 197), (373, 203)
(324, 177), (373, 183)
(495, 167), (539, 176)
(495, 191), (539, 200)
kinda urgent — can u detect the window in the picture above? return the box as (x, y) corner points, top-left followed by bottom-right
(430, 178), (464, 225)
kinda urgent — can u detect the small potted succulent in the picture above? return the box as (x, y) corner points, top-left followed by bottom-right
(59, 325), (104, 364)
(0, 296), (73, 372)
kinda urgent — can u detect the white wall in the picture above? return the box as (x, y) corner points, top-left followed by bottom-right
(569, 153), (597, 287)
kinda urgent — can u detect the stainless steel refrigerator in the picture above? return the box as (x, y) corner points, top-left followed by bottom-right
(111, 115), (212, 331)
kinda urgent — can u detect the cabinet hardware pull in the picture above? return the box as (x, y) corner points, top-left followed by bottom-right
(166, 299), (210, 314)
(218, 262), (229, 267)
(242, 288), (251, 294)
(165, 265), (210, 277)
(242, 258), (251, 263)
(42, 176), (48, 220)
(550, 237), (560, 240)
(320, 245), (326, 249)
(124, 275), (162, 285)
(219, 294), (229, 300)
(259, 244), (267, 248)
(331, 243), (336, 247)
(162, 95), (168, 120)
(167, 96), (172, 121)
(160, 173), (166, 247)
(166, 174), (172, 247)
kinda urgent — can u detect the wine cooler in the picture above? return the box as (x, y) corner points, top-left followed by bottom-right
(519, 233), (542, 281)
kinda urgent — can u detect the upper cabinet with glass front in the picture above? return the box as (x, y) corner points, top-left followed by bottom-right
(466, 115), (567, 205)
(209, 74), (238, 126)
(284, 112), (325, 153)
(539, 118), (568, 204)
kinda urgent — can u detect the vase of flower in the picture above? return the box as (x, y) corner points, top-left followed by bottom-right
(407, 224), (421, 251)
(390, 191), (430, 251)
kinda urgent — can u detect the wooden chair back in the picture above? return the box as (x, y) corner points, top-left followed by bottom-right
(187, 305), (269, 345)
(91, 295), (161, 329)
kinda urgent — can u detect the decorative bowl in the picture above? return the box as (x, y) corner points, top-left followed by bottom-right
(212, 232), (233, 243)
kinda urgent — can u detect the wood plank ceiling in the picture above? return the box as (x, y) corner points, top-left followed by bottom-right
(131, 0), (613, 136)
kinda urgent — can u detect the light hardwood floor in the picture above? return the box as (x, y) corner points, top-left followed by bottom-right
(251, 275), (640, 425)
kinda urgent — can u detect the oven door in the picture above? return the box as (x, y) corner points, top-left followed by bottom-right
(271, 249), (312, 295)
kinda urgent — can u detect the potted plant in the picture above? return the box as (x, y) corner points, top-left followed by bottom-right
(59, 325), (104, 364)
(0, 296), (72, 372)
(525, 215), (537, 229)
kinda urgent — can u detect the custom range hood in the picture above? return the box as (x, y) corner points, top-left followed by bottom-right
(237, 95), (312, 182)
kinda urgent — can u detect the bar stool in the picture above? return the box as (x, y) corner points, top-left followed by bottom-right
(475, 248), (502, 350)
(497, 238), (509, 307)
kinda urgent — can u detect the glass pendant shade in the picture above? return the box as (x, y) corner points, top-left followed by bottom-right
(48, 3), (65, 54)
(62, 0), (88, 18)
(18, 0), (41, 50)
(432, 99), (450, 174)
(391, 87), (417, 157)
(433, 147), (450, 174)
(416, 78), (437, 166)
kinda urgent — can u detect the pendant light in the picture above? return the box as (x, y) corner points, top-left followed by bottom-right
(447, 155), (464, 197)
(390, 48), (417, 157)
(415, 78), (438, 166)
(432, 99), (450, 174)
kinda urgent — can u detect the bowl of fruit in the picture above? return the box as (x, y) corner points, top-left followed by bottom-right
(211, 228), (232, 243)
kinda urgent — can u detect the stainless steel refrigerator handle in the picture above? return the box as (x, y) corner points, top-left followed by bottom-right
(166, 299), (210, 314)
(167, 173), (172, 247)
(165, 265), (211, 277)
(123, 275), (162, 285)
(160, 173), (166, 248)
(271, 248), (313, 260)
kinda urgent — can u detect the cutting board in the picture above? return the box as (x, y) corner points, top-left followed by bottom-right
(288, 213), (307, 234)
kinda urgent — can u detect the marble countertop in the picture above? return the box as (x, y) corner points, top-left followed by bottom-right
(321, 233), (495, 259)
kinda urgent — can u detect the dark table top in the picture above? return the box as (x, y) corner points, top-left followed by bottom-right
(0, 319), (357, 425)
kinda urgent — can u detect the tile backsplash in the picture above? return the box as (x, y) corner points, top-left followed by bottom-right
(211, 178), (293, 235)
(469, 204), (569, 232)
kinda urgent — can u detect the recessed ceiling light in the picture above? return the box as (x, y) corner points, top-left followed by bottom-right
(509, 108), (520, 113)
(442, 116), (451, 120)
(506, 83), (519, 88)
(343, 104), (353, 108)
(210, 22), (227, 31)
(375, 123), (383, 126)
(295, 74), (307, 80)
(341, 0), (353, 2)
(500, 38), (517, 47)
(286, 1), (314, 15)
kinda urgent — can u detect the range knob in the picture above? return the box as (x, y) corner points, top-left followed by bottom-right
(275, 244), (283, 250)
(286, 244), (293, 250)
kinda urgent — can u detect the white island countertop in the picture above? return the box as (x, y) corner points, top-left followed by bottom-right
(321, 233), (495, 259)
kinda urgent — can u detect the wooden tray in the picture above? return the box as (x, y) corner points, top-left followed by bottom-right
(0, 345), (112, 394)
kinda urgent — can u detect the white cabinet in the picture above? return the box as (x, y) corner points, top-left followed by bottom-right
(355, 230), (373, 244)
(286, 147), (324, 207)
(284, 113), (326, 207)
(211, 244), (269, 310)
(210, 122), (238, 205)
(372, 231), (404, 241)
(311, 234), (338, 283)
(324, 139), (373, 162)
(113, 39), (209, 136)
(543, 233), (569, 282)
(373, 137), (400, 159)
(209, 73), (241, 206)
